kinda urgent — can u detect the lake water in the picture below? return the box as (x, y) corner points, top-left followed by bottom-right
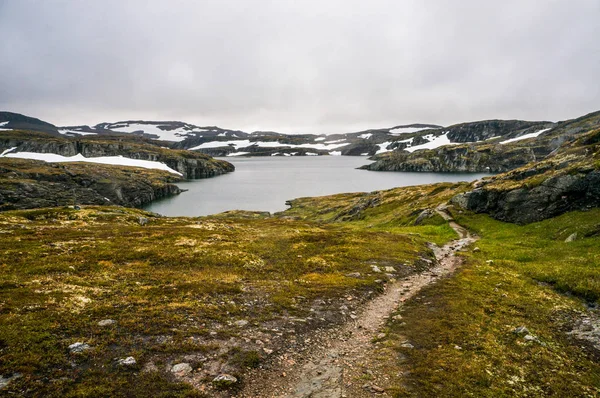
(145, 156), (491, 216)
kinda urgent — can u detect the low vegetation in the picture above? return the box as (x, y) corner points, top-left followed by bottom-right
(378, 208), (600, 397)
(0, 202), (436, 396)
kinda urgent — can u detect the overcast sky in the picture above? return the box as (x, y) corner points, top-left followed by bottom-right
(0, 0), (599, 134)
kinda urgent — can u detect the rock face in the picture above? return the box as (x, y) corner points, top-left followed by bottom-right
(452, 171), (600, 224)
(0, 158), (184, 211)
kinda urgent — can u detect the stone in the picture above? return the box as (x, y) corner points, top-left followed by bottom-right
(213, 373), (238, 388)
(383, 266), (396, 273)
(414, 209), (433, 225)
(234, 320), (249, 327)
(345, 272), (361, 278)
(118, 357), (137, 366)
(98, 319), (116, 327)
(565, 232), (578, 242)
(68, 342), (91, 353)
(524, 334), (537, 342)
(0, 373), (22, 389)
(138, 217), (148, 226)
(371, 265), (382, 273)
(171, 363), (193, 376)
(513, 326), (529, 335)
(401, 342), (414, 349)
(473, 247), (481, 252)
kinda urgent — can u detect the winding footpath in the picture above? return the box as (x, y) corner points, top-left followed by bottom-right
(238, 206), (477, 397)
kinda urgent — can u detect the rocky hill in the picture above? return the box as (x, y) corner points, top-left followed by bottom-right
(0, 130), (234, 180)
(361, 111), (600, 173)
(451, 124), (600, 224)
(0, 111), (60, 135)
(0, 158), (184, 210)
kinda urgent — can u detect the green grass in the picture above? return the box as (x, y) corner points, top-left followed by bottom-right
(379, 208), (600, 397)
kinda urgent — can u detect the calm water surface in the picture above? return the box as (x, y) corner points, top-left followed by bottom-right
(145, 156), (491, 216)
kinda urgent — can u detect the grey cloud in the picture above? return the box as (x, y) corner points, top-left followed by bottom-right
(0, 0), (599, 133)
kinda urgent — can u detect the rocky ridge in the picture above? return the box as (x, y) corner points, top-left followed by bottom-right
(0, 130), (234, 180)
(0, 158), (184, 210)
(362, 111), (600, 173)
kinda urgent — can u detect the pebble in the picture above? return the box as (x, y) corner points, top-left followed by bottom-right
(234, 320), (249, 327)
(68, 342), (91, 353)
(171, 363), (193, 376)
(401, 342), (414, 349)
(117, 357), (137, 366)
(371, 265), (382, 273)
(513, 326), (529, 335)
(213, 373), (238, 386)
(98, 319), (116, 327)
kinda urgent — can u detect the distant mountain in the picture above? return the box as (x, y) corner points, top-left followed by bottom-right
(0, 111), (59, 135)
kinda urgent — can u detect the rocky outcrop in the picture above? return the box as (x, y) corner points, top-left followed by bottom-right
(452, 171), (600, 224)
(0, 158), (184, 211)
(443, 120), (551, 143)
(361, 144), (541, 173)
(451, 126), (600, 224)
(0, 131), (234, 179)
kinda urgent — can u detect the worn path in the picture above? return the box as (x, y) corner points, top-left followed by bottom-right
(238, 206), (476, 397)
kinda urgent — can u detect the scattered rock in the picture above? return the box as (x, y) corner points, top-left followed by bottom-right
(117, 357), (137, 366)
(213, 373), (238, 389)
(234, 320), (249, 327)
(363, 383), (385, 393)
(524, 334), (538, 342)
(513, 326), (529, 335)
(383, 266), (396, 273)
(473, 247), (481, 252)
(345, 272), (362, 278)
(263, 348), (274, 355)
(98, 319), (116, 327)
(371, 265), (382, 273)
(142, 362), (158, 373)
(401, 342), (414, 349)
(486, 260), (494, 264)
(138, 217), (148, 226)
(414, 209), (433, 225)
(68, 342), (91, 353)
(0, 373), (22, 389)
(565, 232), (578, 242)
(171, 363), (193, 376)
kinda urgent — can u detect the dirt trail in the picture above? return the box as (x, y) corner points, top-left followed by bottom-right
(237, 207), (476, 397)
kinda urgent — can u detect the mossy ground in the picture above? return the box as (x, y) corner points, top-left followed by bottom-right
(1, 180), (599, 396)
(0, 201), (436, 396)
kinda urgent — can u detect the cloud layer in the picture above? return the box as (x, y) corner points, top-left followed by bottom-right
(1, 0), (599, 133)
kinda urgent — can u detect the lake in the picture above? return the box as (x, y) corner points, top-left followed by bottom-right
(144, 156), (491, 216)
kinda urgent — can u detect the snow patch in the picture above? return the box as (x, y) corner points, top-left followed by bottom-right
(389, 126), (435, 135)
(375, 142), (392, 154)
(330, 151), (342, 156)
(405, 133), (457, 153)
(358, 133), (372, 139)
(58, 129), (97, 136)
(314, 137), (326, 141)
(107, 123), (201, 142)
(500, 128), (552, 144)
(0, 121), (9, 127)
(3, 152), (182, 176)
(0, 147), (17, 157)
(305, 152), (319, 156)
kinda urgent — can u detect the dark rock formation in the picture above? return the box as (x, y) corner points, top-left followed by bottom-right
(0, 158), (184, 211)
(451, 125), (600, 224)
(452, 171), (600, 224)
